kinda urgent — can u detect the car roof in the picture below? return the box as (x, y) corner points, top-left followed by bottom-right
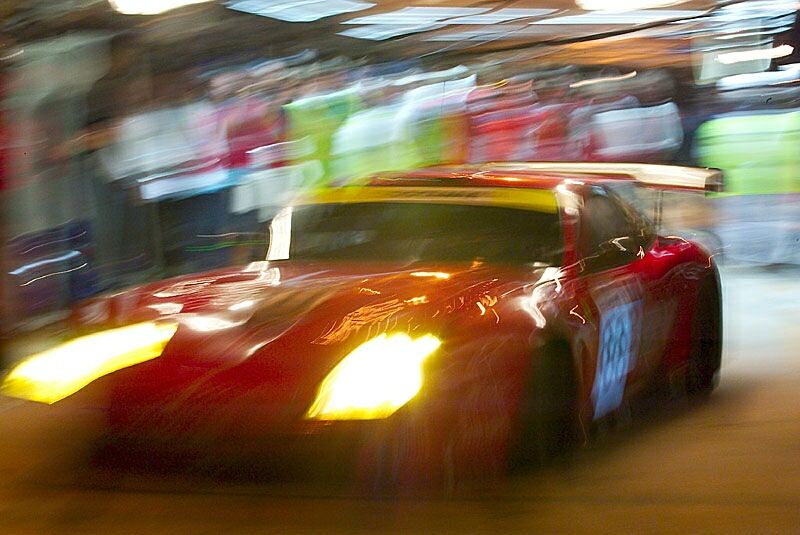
(295, 163), (716, 213)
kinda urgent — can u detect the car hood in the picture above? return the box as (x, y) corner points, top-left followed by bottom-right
(65, 260), (556, 420)
(73, 260), (540, 367)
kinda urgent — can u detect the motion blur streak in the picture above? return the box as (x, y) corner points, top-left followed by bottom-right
(306, 333), (441, 420)
(19, 263), (88, 287)
(410, 272), (451, 280)
(228, 299), (256, 311)
(267, 207), (293, 261)
(1, 322), (178, 404)
(716, 44), (795, 64)
(109, 0), (212, 16)
(181, 315), (241, 332)
(569, 71), (637, 88)
(577, 0), (691, 9)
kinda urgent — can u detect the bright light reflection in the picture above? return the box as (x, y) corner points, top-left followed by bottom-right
(306, 333), (441, 420)
(717, 45), (794, 65)
(109, 0), (211, 15)
(228, 300), (256, 311)
(182, 315), (239, 332)
(344, 6), (489, 25)
(570, 71), (637, 88)
(532, 10), (702, 24)
(717, 70), (800, 90)
(227, 0), (375, 22)
(448, 8), (555, 24)
(147, 302), (184, 315)
(522, 286), (549, 328)
(339, 24), (445, 40)
(244, 263), (281, 285)
(576, 0), (690, 11)
(1, 322), (178, 404)
(9, 251), (81, 275)
(410, 271), (451, 280)
(267, 207), (292, 261)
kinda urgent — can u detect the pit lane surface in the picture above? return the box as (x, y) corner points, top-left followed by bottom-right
(2, 266), (799, 533)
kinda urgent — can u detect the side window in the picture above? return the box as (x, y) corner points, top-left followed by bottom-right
(579, 186), (648, 270)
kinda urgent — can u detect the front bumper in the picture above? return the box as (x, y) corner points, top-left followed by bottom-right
(96, 362), (434, 479)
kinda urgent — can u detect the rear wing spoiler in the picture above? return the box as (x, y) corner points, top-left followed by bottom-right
(491, 163), (724, 192)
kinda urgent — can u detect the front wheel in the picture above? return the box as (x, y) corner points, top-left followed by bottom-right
(510, 340), (579, 469)
(357, 350), (524, 494)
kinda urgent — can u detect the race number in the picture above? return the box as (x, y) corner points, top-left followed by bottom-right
(591, 280), (643, 420)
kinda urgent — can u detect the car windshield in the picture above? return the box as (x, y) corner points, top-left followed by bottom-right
(271, 202), (563, 265)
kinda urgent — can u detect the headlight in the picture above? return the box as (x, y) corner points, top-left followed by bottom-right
(1, 321), (178, 404)
(306, 333), (441, 420)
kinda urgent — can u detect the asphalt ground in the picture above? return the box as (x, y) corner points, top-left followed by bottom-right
(1, 266), (799, 534)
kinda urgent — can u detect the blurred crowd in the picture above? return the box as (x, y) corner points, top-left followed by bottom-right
(2, 31), (800, 334)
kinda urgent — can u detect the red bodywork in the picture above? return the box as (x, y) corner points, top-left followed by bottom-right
(65, 165), (720, 485)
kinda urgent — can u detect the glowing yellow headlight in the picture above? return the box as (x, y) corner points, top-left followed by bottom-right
(306, 333), (441, 420)
(1, 321), (178, 405)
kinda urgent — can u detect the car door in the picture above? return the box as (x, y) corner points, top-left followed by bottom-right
(572, 185), (656, 421)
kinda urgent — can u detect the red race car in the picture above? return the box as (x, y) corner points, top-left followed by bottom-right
(2, 163), (723, 489)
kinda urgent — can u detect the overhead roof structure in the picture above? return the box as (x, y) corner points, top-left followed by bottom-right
(0, 1), (795, 72)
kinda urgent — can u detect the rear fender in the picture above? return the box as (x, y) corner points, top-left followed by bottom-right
(662, 257), (721, 372)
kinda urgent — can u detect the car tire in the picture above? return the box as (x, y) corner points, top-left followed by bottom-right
(511, 340), (578, 469)
(686, 278), (722, 396)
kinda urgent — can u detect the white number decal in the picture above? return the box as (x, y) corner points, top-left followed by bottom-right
(592, 300), (642, 420)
